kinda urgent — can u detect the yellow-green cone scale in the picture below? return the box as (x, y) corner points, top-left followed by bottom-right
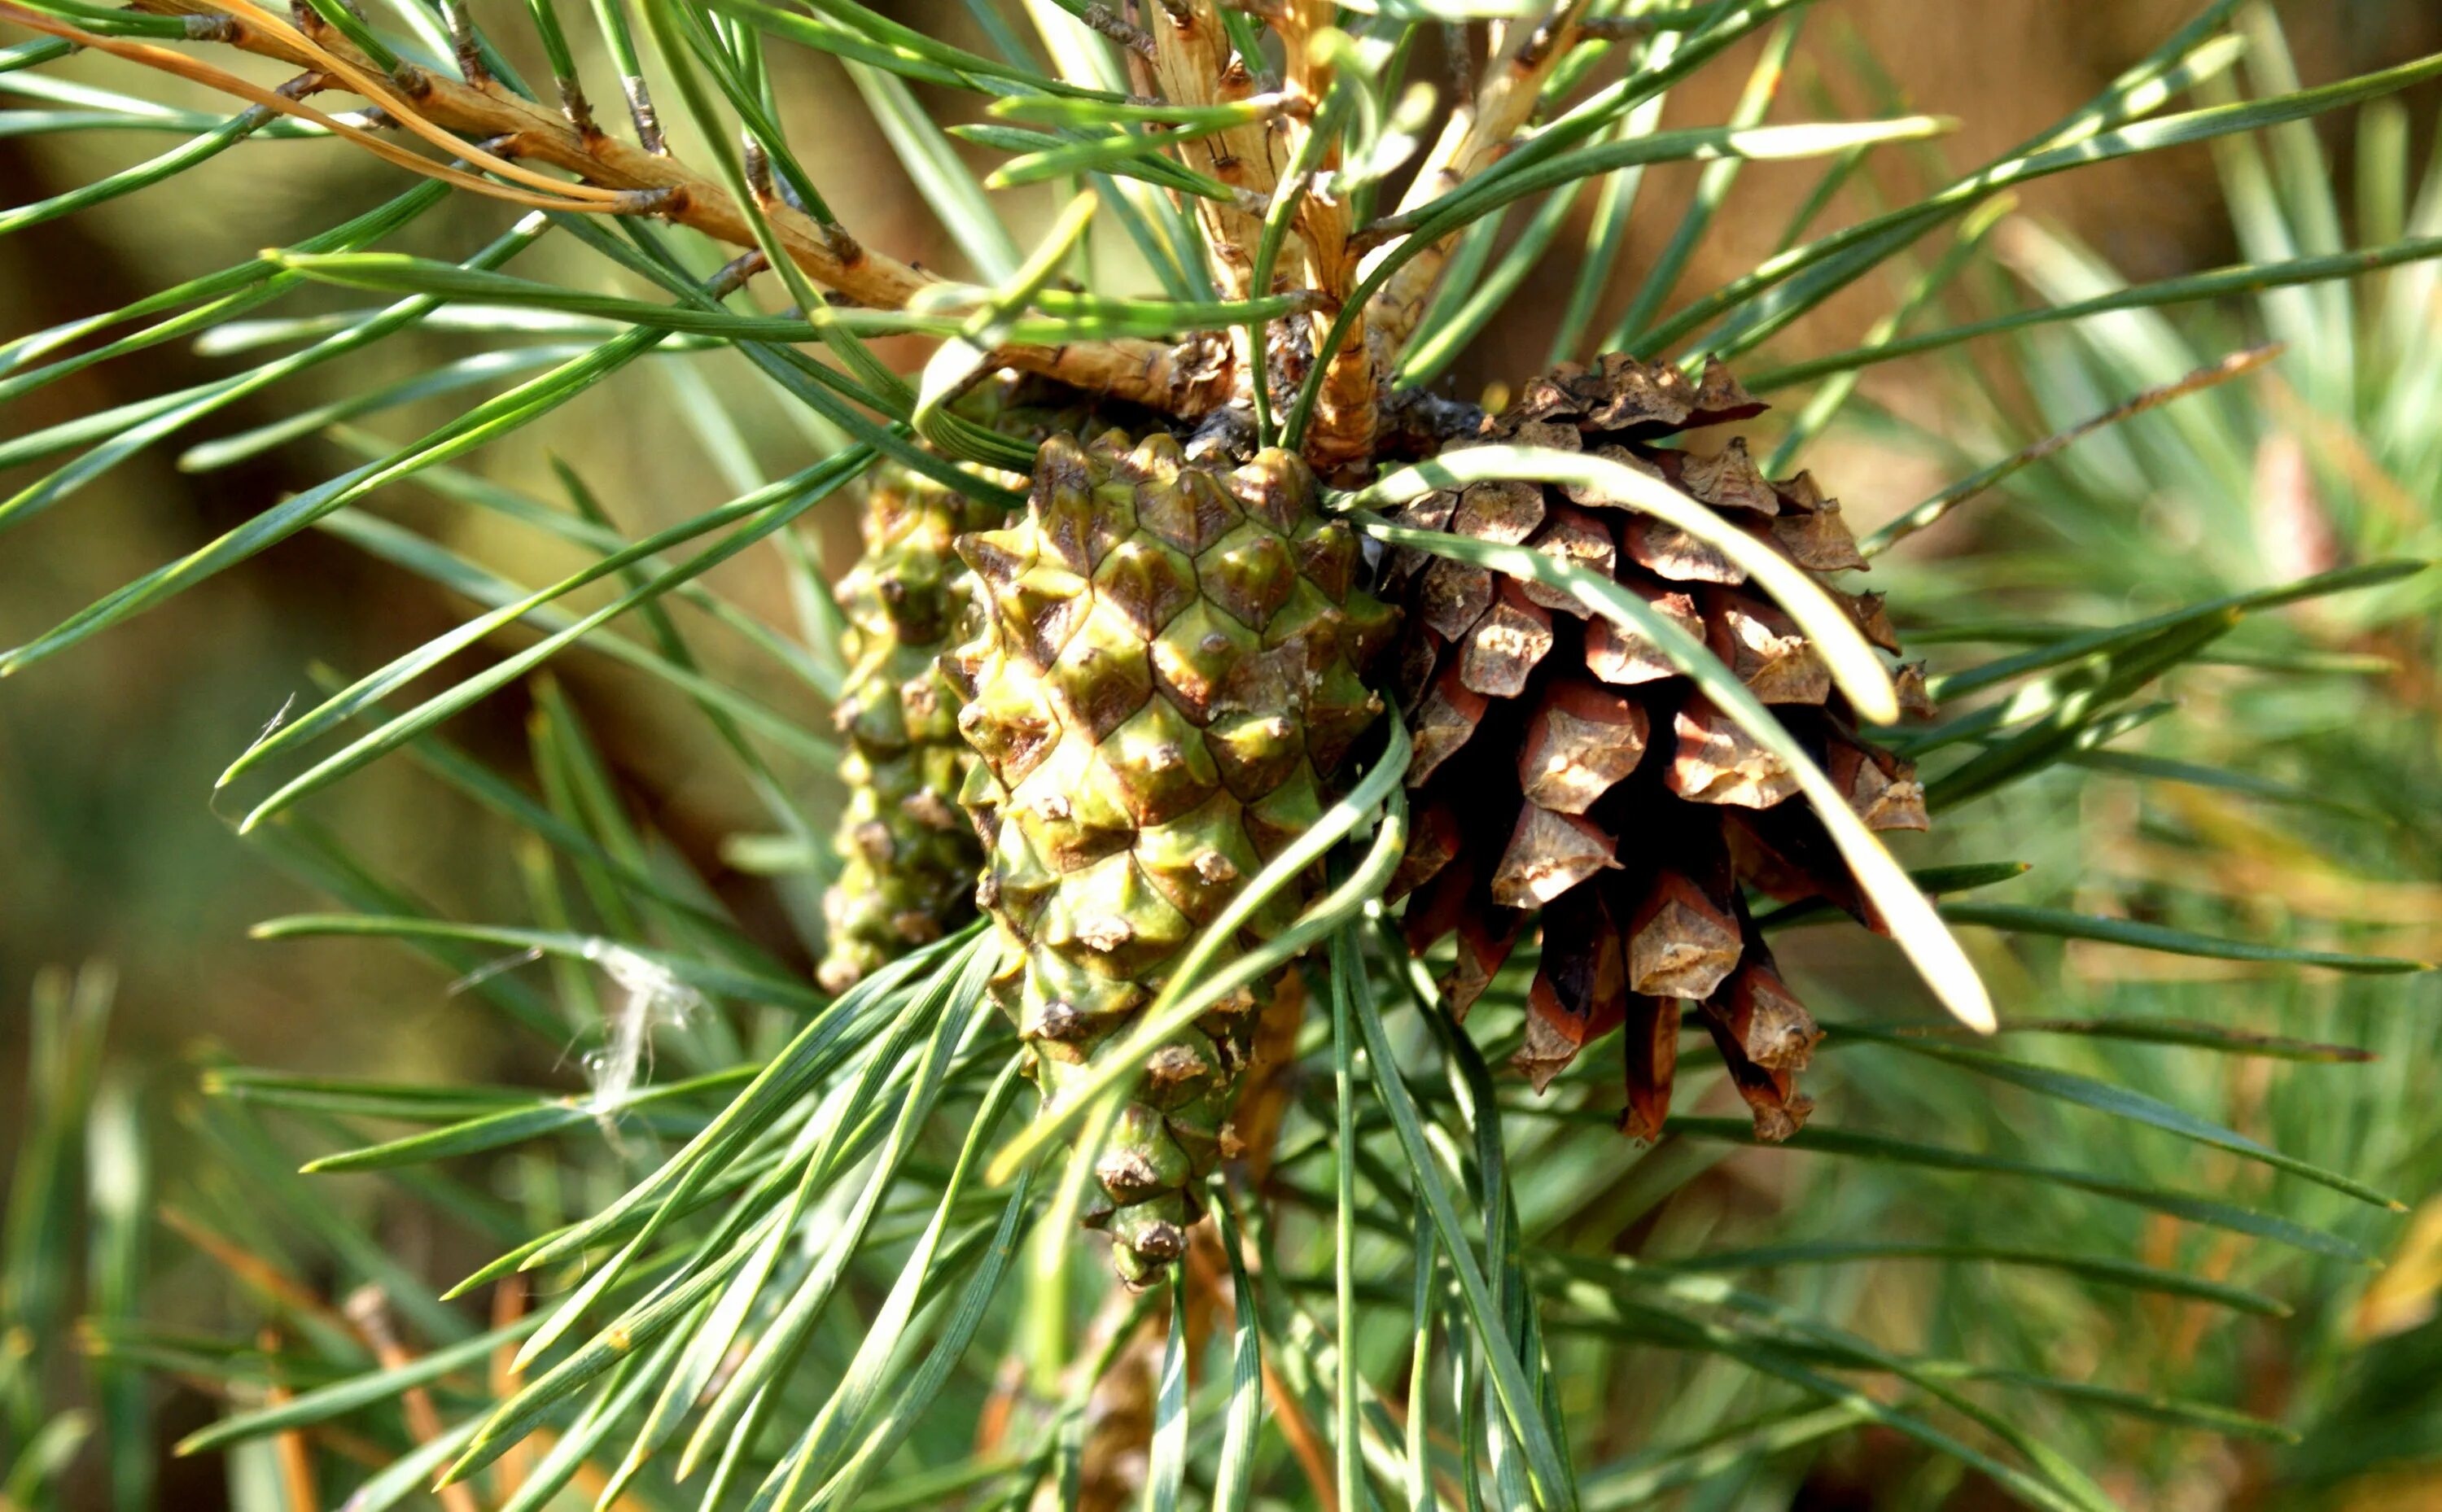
(946, 430), (1396, 1281)
(816, 465), (1009, 995)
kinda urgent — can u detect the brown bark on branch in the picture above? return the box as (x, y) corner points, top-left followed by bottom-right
(34, 0), (1232, 414)
(1143, 0), (1287, 304)
(1276, 0), (1376, 471)
(1360, 2), (1590, 357)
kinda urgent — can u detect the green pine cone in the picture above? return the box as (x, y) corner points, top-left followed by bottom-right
(816, 464), (1010, 995)
(946, 429), (1397, 1281)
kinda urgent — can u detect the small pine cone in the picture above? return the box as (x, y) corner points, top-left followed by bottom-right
(816, 464), (1011, 994)
(1389, 354), (1932, 1142)
(948, 430), (1396, 1282)
(818, 380), (1144, 993)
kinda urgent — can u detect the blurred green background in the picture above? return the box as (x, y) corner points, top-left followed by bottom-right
(8, 2), (2442, 1507)
(7, 0), (2434, 1081)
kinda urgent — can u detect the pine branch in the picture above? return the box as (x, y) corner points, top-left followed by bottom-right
(1274, 0), (1372, 470)
(1140, 0), (1285, 302)
(27, 0), (1232, 414)
(1360, 0), (1589, 356)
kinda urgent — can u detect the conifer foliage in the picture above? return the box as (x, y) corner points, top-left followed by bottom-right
(5, 0), (2441, 1505)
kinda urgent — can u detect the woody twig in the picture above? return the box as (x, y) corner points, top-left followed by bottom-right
(346, 1287), (483, 1512)
(1361, 2), (1591, 356)
(2, 0), (1232, 415)
(1140, 0), (1289, 305)
(1274, 0), (1376, 471)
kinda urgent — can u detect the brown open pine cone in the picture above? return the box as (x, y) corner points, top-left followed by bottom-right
(1385, 354), (1937, 1142)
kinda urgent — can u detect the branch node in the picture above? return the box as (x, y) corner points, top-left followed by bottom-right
(1513, 18), (1565, 71)
(708, 249), (768, 296)
(182, 13), (241, 42)
(557, 78), (599, 139)
(613, 184), (685, 216)
(436, 0), (488, 89)
(1080, 2), (1156, 60)
(742, 136), (775, 206)
(622, 74), (665, 155)
(1346, 212), (1410, 256)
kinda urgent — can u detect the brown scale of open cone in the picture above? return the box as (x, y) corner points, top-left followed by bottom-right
(1385, 354), (1937, 1141)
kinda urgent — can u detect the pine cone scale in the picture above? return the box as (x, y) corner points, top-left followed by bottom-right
(955, 430), (1390, 1281)
(816, 465), (1009, 996)
(1394, 355), (1930, 1141)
